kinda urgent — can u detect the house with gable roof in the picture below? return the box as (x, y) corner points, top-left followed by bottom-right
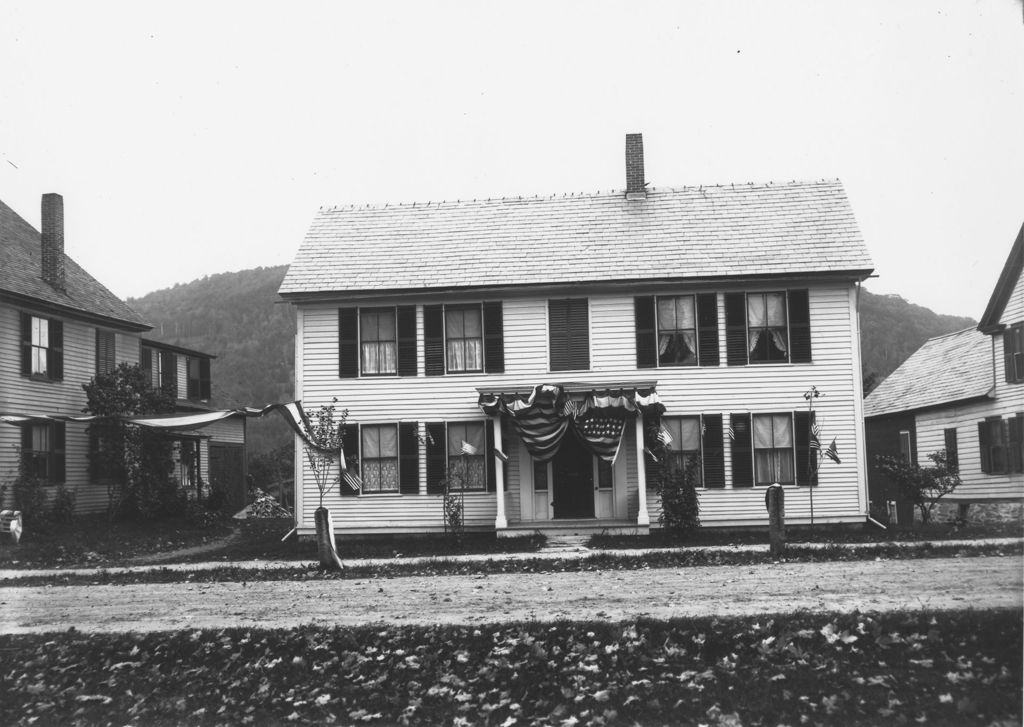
(278, 134), (875, 536)
(864, 223), (1024, 521)
(0, 193), (247, 515)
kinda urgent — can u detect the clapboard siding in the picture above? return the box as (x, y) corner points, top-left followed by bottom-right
(293, 283), (867, 532)
(1000, 272), (1024, 325)
(0, 303), (150, 514)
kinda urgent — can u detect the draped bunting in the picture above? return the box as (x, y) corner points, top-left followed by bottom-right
(477, 384), (664, 463)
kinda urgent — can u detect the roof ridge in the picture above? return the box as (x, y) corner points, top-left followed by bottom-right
(316, 177), (846, 213)
(925, 326), (982, 343)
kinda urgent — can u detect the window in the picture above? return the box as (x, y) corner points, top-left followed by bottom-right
(446, 422), (487, 490)
(187, 357), (211, 400)
(360, 308), (397, 375)
(96, 330), (115, 375)
(21, 422), (65, 483)
(661, 416), (703, 485)
(944, 428), (959, 471)
(753, 414), (795, 485)
(20, 313), (63, 381)
(747, 292), (788, 362)
(141, 346), (176, 395)
(360, 424), (400, 493)
(1005, 323), (1024, 384)
(725, 290), (811, 366)
(533, 461), (549, 491)
(656, 296), (698, 365)
(445, 306), (483, 372)
(979, 415), (1024, 475)
(339, 306), (417, 378)
(549, 298), (590, 371)
(898, 430), (913, 463)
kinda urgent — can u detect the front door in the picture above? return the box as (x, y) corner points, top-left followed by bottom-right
(551, 434), (594, 519)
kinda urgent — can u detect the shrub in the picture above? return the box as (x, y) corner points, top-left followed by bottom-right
(248, 487), (292, 518)
(655, 454), (701, 534)
(875, 449), (962, 525)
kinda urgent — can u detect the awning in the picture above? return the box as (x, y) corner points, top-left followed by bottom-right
(477, 382), (665, 463)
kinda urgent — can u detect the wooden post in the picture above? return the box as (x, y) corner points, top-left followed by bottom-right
(766, 484), (785, 559)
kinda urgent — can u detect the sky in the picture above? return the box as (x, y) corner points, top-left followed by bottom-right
(1, 1), (1022, 318)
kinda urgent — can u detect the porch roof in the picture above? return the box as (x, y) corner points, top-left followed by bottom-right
(475, 381), (658, 400)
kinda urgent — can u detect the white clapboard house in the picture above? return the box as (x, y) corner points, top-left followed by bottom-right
(278, 135), (875, 536)
(0, 193), (247, 515)
(864, 223), (1023, 519)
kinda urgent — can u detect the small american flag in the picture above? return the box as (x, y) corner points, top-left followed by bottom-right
(657, 427), (673, 445)
(825, 438), (841, 464)
(575, 413), (625, 462)
(461, 440), (478, 455)
(810, 419), (821, 451)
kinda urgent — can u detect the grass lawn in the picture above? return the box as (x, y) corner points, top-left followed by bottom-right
(1, 609), (1019, 726)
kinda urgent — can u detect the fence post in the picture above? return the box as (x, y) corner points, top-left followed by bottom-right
(765, 484), (785, 559)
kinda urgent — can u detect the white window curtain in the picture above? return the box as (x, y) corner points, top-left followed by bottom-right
(360, 310), (397, 374)
(753, 413), (794, 484)
(361, 424), (399, 492)
(657, 297), (697, 363)
(747, 293), (788, 355)
(446, 307), (483, 371)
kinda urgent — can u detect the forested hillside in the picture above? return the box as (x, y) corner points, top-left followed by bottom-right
(128, 266), (294, 456)
(859, 288), (976, 394)
(128, 269), (978, 459)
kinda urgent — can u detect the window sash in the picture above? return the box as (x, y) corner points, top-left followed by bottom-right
(657, 296), (698, 366)
(360, 424), (399, 492)
(752, 413), (795, 485)
(446, 306), (484, 372)
(746, 293), (788, 362)
(447, 422), (487, 490)
(360, 309), (398, 375)
(31, 317), (49, 375)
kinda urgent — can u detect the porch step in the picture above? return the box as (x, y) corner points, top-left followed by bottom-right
(539, 533), (592, 554)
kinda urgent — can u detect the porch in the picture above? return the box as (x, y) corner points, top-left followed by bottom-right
(498, 517), (650, 538)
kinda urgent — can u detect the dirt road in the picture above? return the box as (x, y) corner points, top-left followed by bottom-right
(2, 555), (1020, 634)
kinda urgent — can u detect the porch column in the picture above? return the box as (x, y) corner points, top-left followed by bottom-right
(634, 417), (650, 526)
(492, 416), (507, 529)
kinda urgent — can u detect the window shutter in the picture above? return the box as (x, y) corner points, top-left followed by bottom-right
(20, 426), (31, 461)
(394, 305), (417, 377)
(141, 346), (153, 380)
(483, 302), (505, 373)
(1004, 328), (1019, 383)
(159, 350), (176, 396)
(425, 422), (447, 494)
(696, 293), (720, 367)
(200, 358), (212, 400)
(52, 423), (66, 483)
(338, 308), (359, 379)
(978, 420), (992, 474)
(724, 293), (748, 366)
(49, 319), (64, 381)
(730, 413), (753, 487)
(550, 299), (589, 371)
(398, 422), (420, 495)
(20, 312), (31, 375)
(944, 428), (959, 471)
(702, 414), (725, 488)
(634, 297), (657, 369)
(788, 289), (812, 363)
(423, 305), (445, 376)
(96, 330), (115, 376)
(794, 411), (813, 486)
(485, 423), (496, 492)
(340, 423), (360, 496)
(1010, 414), (1024, 473)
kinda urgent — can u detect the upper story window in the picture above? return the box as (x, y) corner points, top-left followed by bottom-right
(724, 290), (811, 366)
(21, 422), (65, 483)
(898, 430), (913, 463)
(96, 330), (116, 375)
(1005, 323), (1024, 384)
(635, 294), (719, 368)
(445, 306), (483, 373)
(141, 346), (177, 396)
(339, 306), (417, 378)
(20, 313), (63, 381)
(360, 308), (397, 375)
(186, 356), (212, 401)
(549, 298), (590, 372)
(424, 302), (504, 376)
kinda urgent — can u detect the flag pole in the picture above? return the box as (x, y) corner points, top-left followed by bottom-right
(803, 386), (823, 532)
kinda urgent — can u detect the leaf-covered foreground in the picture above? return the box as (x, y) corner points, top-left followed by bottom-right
(2, 609), (1019, 726)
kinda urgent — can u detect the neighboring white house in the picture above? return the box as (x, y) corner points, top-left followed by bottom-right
(0, 193), (247, 515)
(278, 134), (875, 536)
(864, 222), (1023, 515)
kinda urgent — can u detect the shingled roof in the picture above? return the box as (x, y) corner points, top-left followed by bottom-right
(863, 327), (994, 419)
(0, 197), (149, 330)
(279, 179), (873, 298)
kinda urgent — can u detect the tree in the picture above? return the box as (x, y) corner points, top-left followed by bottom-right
(83, 363), (177, 520)
(874, 449), (962, 525)
(301, 399), (349, 570)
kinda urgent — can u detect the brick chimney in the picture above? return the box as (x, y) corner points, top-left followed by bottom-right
(625, 133), (646, 199)
(40, 193), (66, 291)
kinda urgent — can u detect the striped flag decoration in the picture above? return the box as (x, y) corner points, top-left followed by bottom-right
(461, 440), (479, 456)
(825, 438), (841, 464)
(573, 412), (625, 463)
(727, 421), (736, 441)
(657, 426), (673, 445)
(493, 448), (509, 463)
(810, 419), (821, 451)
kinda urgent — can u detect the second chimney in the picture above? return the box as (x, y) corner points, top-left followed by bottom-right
(41, 193), (66, 292)
(625, 133), (646, 199)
